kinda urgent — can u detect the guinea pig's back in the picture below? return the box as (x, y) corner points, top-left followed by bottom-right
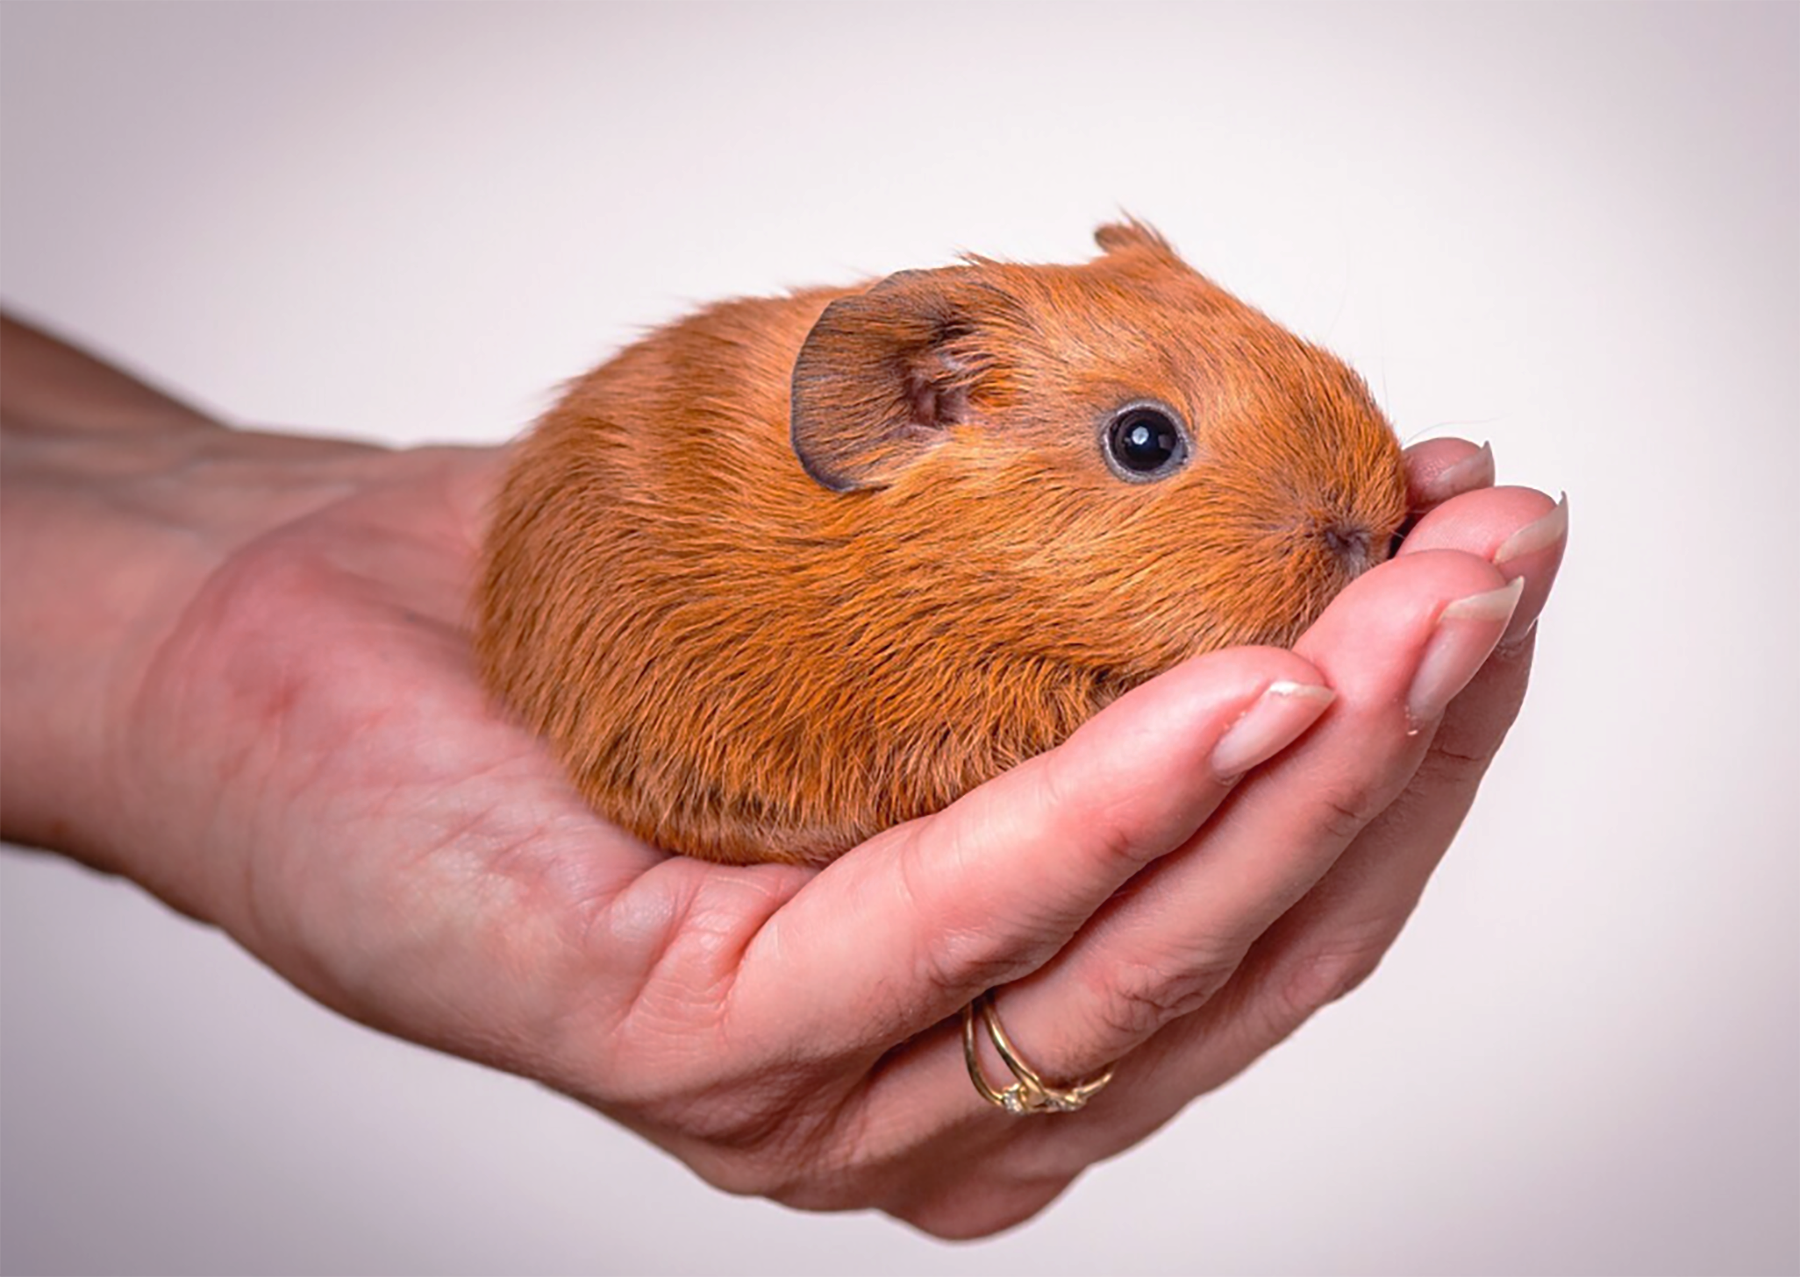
(475, 287), (869, 861)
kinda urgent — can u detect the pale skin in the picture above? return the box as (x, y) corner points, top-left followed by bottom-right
(0, 314), (1567, 1238)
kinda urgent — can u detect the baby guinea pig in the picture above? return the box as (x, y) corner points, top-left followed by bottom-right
(476, 221), (1407, 865)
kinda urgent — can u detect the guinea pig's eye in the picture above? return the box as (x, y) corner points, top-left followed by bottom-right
(1103, 405), (1190, 482)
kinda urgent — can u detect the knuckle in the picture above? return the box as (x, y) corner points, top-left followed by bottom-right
(1310, 775), (1387, 844)
(1274, 935), (1392, 1025)
(1416, 738), (1500, 790)
(900, 1174), (1072, 1240)
(1036, 752), (1149, 871)
(895, 827), (1016, 999)
(678, 1085), (866, 1205)
(756, 1151), (864, 1212)
(1092, 951), (1235, 1044)
(1426, 677), (1529, 773)
(697, 1148), (863, 1209)
(690, 1149), (789, 1199)
(655, 1089), (801, 1162)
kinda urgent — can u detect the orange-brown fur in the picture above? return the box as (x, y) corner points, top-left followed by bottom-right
(476, 222), (1407, 864)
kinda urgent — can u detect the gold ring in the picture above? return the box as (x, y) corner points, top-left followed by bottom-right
(962, 989), (1116, 1115)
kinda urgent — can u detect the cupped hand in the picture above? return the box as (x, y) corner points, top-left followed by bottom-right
(110, 431), (1564, 1239)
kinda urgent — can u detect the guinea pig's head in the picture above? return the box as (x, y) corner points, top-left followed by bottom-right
(790, 220), (1408, 678)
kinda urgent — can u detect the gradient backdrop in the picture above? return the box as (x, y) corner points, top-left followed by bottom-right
(2, 3), (1796, 1275)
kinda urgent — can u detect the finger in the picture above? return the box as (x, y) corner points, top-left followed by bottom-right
(1227, 486), (1571, 1023)
(1088, 485), (1569, 1151)
(831, 491), (1561, 1195)
(868, 548), (1519, 1131)
(729, 645), (1337, 1061)
(879, 488), (1568, 1178)
(1401, 484), (1569, 651)
(1404, 437), (1494, 514)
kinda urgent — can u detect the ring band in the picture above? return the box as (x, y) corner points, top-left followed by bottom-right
(962, 989), (1116, 1115)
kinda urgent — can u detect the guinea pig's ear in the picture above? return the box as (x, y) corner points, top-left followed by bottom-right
(790, 269), (1012, 493)
(1094, 217), (1181, 261)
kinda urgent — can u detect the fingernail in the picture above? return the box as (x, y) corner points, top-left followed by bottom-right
(1210, 680), (1337, 780)
(1417, 442), (1495, 507)
(1406, 579), (1524, 728)
(1494, 493), (1569, 650)
(1495, 493), (1569, 567)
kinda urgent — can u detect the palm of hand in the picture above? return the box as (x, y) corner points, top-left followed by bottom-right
(127, 447), (801, 1092)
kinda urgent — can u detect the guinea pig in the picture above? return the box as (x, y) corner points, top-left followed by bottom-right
(475, 221), (1407, 865)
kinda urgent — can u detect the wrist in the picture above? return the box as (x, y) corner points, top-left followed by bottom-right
(0, 420), (390, 894)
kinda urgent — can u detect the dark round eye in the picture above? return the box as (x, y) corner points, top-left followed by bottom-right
(1104, 405), (1188, 480)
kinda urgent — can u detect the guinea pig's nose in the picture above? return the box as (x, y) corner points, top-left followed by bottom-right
(1322, 522), (1378, 576)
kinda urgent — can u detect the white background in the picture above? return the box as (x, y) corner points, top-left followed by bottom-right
(2, 3), (1795, 1274)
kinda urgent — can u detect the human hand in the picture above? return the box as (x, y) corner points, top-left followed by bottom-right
(1, 322), (1565, 1238)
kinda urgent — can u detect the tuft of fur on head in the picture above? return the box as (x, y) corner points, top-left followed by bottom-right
(1093, 215), (1182, 259)
(476, 222), (1407, 864)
